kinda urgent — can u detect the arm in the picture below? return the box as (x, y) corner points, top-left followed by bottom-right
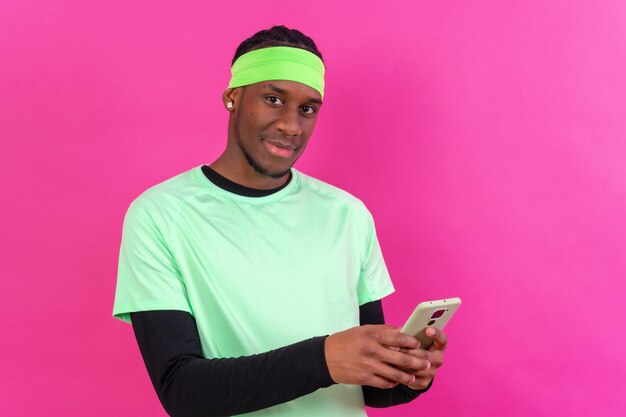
(131, 302), (431, 416)
(131, 310), (334, 417)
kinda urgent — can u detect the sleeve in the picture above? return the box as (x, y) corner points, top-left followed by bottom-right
(113, 198), (193, 323)
(356, 206), (395, 306)
(131, 304), (428, 416)
(131, 310), (335, 416)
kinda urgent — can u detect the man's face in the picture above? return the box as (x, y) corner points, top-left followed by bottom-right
(229, 80), (323, 179)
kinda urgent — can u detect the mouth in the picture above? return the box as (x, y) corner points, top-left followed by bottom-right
(262, 139), (296, 158)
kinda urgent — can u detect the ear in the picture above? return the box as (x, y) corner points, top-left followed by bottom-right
(222, 87), (241, 112)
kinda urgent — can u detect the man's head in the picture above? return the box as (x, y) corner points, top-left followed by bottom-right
(220, 26), (324, 182)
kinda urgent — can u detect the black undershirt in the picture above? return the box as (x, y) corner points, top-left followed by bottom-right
(130, 165), (430, 416)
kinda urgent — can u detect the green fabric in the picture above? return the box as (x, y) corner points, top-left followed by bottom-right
(228, 46), (325, 98)
(112, 166), (394, 416)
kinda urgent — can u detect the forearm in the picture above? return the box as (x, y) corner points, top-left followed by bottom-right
(131, 311), (334, 417)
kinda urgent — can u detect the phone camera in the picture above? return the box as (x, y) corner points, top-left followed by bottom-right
(430, 309), (446, 319)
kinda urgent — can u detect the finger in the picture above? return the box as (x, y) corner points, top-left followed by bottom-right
(362, 374), (401, 389)
(425, 327), (448, 351)
(397, 340), (421, 351)
(379, 349), (431, 372)
(425, 350), (444, 368)
(373, 362), (419, 386)
(412, 352), (442, 378)
(391, 347), (429, 375)
(412, 369), (434, 380)
(403, 348), (429, 359)
(399, 330), (422, 349)
(387, 339), (424, 353)
(408, 376), (434, 390)
(393, 344), (427, 355)
(412, 361), (437, 379)
(376, 330), (420, 350)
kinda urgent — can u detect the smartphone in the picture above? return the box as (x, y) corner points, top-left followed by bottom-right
(401, 297), (462, 349)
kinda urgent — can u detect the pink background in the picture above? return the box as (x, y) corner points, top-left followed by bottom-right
(2, 1), (625, 416)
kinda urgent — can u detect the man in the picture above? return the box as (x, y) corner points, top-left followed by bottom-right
(113, 25), (447, 416)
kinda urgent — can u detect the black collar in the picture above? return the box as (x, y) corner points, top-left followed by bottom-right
(201, 165), (292, 197)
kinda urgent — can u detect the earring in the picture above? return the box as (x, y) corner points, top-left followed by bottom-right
(226, 101), (233, 109)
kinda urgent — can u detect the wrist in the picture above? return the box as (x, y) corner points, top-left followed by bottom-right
(314, 335), (336, 387)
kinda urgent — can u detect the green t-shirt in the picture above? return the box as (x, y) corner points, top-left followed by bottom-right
(113, 165), (394, 416)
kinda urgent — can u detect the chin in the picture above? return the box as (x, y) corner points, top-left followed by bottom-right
(262, 165), (292, 179)
(248, 157), (292, 179)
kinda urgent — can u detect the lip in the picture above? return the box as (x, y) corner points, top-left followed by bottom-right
(263, 139), (295, 150)
(263, 139), (296, 158)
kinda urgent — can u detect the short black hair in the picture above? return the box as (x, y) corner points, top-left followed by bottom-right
(232, 25), (323, 66)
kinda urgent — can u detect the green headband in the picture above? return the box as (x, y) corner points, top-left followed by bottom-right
(228, 46), (325, 98)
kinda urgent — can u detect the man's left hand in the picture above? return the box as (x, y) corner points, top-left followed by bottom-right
(395, 327), (447, 390)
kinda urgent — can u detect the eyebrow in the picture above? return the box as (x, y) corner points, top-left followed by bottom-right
(264, 83), (323, 105)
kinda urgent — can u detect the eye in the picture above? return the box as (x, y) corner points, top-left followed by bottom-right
(266, 96), (284, 106)
(301, 105), (316, 115)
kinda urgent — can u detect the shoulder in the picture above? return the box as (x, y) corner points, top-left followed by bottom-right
(295, 170), (373, 220)
(125, 166), (204, 222)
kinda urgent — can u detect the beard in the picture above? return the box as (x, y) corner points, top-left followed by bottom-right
(234, 111), (293, 179)
(237, 137), (292, 179)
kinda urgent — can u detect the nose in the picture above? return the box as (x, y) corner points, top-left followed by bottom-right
(275, 109), (302, 136)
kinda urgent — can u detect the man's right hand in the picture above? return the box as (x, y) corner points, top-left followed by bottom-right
(324, 325), (430, 389)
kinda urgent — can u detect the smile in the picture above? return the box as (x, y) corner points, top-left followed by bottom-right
(263, 139), (295, 158)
